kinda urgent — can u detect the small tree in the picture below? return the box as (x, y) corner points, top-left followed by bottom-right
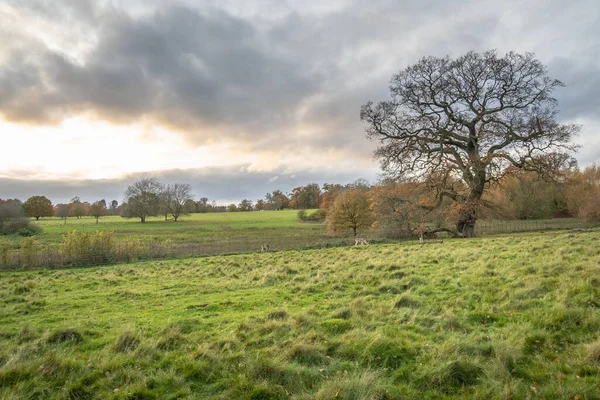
(55, 203), (69, 225)
(327, 189), (372, 237)
(163, 183), (193, 222)
(227, 203), (238, 212)
(23, 196), (54, 220)
(90, 200), (107, 224)
(122, 178), (163, 223)
(110, 200), (119, 215)
(238, 199), (253, 212)
(255, 199), (266, 211)
(197, 197), (209, 213)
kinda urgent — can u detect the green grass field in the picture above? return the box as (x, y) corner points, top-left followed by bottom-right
(1, 211), (326, 250)
(1, 230), (599, 399)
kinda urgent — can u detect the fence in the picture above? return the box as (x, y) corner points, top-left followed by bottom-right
(0, 218), (593, 270)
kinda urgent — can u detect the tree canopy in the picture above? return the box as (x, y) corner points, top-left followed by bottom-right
(361, 50), (579, 237)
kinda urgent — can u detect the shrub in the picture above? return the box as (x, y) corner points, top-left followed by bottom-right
(19, 237), (40, 268)
(0, 243), (9, 266)
(0, 218), (41, 236)
(298, 209), (327, 223)
(61, 230), (115, 266)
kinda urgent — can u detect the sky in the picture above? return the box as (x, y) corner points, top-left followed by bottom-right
(0, 0), (599, 204)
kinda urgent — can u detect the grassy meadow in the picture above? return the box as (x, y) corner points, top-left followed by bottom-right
(0, 211), (326, 250)
(1, 230), (600, 399)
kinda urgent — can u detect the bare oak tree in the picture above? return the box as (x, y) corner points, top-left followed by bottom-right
(361, 50), (579, 237)
(163, 183), (193, 222)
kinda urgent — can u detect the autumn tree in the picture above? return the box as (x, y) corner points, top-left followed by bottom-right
(255, 199), (266, 211)
(565, 165), (600, 222)
(320, 184), (345, 210)
(23, 195), (54, 220)
(68, 197), (88, 219)
(90, 200), (107, 224)
(327, 189), (373, 237)
(361, 50), (579, 237)
(122, 178), (163, 223)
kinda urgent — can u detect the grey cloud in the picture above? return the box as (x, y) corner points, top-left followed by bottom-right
(0, 165), (378, 205)
(548, 58), (600, 121)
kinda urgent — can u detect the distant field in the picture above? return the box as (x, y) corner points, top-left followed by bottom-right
(1, 230), (599, 398)
(1, 210), (327, 249)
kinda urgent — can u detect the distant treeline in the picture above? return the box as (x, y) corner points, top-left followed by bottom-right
(1, 165), (599, 233)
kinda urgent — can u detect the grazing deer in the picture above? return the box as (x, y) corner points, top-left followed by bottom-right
(261, 244), (270, 252)
(415, 226), (426, 244)
(354, 237), (369, 246)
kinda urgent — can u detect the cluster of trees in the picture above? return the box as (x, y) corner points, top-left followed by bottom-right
(54, 197), (120, 224)
(322, 165), (600, 238)
(3, 162), (599, 238)
(121, 179), (194, 223)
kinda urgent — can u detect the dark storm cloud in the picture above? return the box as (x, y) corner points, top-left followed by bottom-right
(0, 3), (322, 143)
(0, 165), (377, 205)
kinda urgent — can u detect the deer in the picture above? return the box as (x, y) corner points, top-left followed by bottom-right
(261, 244), (270, 252)
(354, 237), (369, 246)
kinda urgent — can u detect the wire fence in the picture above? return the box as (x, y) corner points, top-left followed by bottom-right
(0, 218), (594, 271)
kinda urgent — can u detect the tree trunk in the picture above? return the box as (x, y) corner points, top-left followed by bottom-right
(456, 197), (481, 238)
(95, 216), (99, 224)
(456, 211), (476, 238)
(353, 227), (357, 237)
(140, 216), (146, 223)
(35, 216), (40, 220)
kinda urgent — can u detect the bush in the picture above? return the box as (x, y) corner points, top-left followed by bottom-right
(298, 209), (327, 223)
(61, 230), (115, 266)
(20, 237), (40, 268)
(0, 243), (9, 266)
(0, 218), (41, 236)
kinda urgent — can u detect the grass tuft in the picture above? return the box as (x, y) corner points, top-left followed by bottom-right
(114, 331), (141, 353)
(394, 295), (420, 308)
(47, 328), (83, 344)
(267, 310), (288, 320)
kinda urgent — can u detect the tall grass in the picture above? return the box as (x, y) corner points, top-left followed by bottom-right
(1, 230), (599, 398)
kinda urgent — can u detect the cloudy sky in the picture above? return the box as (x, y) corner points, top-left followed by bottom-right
(1, 0), (598, 204)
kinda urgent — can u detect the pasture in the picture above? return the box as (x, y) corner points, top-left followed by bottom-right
(1, 230), (599, 399)
(29, 210), (325, 248)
